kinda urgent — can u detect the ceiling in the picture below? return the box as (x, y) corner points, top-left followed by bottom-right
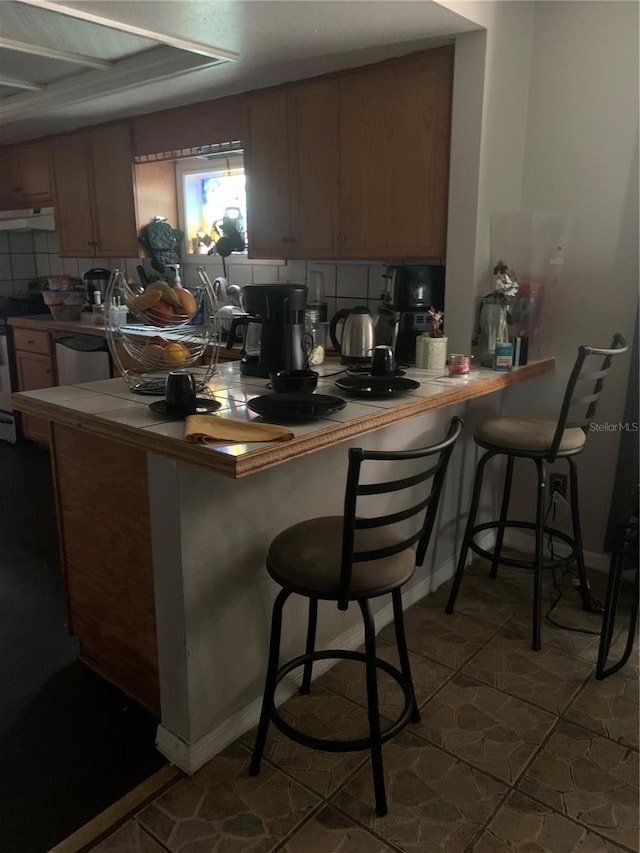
(0, 0), (481, 146)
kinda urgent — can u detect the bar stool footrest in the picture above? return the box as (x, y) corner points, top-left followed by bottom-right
(470, 520), (577, 569)
(269, 649), (415, 753)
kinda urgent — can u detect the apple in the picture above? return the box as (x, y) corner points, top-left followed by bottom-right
(146, 300), (175, 326)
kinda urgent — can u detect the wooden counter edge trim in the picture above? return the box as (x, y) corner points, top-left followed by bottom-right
(12, 358), (555, 478)
(8, 314), (108, 337)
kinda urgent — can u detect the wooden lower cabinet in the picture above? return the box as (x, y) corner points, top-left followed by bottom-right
(52, 425), (160, 715)
(13, 327), (56, 445)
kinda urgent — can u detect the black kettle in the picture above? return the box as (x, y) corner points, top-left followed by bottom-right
(329, 306), (376, 363)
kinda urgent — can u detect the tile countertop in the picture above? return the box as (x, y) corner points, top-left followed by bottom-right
(11, 357), (555, 478)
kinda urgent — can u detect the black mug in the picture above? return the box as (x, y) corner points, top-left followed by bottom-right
(371, 345), (394, 375)
(165, 371), (197, 414)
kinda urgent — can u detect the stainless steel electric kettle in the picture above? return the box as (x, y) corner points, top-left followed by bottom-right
(329, 306), (376, 363)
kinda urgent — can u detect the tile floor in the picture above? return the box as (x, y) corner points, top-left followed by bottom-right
(86, 561), (638, 853)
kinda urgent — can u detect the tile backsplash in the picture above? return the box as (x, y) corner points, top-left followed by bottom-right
(0, 230), (390, 319)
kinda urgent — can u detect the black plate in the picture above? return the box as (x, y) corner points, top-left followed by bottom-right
(149, 398), (221, 419)
(247, 393), (346, 423)
(335, 375), (420, 398)
(347, 365), (406, 377)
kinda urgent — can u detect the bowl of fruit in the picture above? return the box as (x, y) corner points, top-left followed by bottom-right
(104, 269), (220, 395)
(125, 279), (200, 327)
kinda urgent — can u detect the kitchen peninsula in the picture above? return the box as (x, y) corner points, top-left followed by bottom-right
(13, 357), (554, 772)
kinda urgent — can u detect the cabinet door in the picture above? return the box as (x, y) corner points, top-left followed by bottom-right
(243, 89), (291, 258)
(15, 350), (55, 444)
(339, 47), (454, 260)
(15, 141), (53, 206)
(287, 79), (340, 259)
(51, 133), (96, 256)
(0, 149), (22, 210)
(89, 123), (140, 257)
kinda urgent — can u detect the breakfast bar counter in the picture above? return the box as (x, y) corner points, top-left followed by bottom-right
(12, 357), (555, 773)
(13, 357), (554, 478)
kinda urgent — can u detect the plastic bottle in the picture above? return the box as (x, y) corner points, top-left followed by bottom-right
(306, 271), (327, 324)
(92, 291), (105, 326)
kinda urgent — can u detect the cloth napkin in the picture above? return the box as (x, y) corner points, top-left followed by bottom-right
(185, 415), (294, 444)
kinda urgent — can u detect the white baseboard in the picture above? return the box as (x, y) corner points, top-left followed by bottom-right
(155, 543), (472, 775)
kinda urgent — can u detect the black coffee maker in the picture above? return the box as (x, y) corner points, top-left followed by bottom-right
(226, 284), (308, 377)
(377, 265), (445, 364)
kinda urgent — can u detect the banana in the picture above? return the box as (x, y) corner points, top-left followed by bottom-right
(128, 288), (162, 312)
(146, 281), (182, 309)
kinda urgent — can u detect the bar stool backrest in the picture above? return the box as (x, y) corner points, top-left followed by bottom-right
(549, 333), (628, 461)
(337, 416), (463, 609)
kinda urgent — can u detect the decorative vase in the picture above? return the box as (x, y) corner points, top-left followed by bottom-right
(424, 335), (448, 370)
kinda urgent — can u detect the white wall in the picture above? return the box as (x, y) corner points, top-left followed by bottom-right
(444, 1), (535, 352)
(443, 0), (638, 553)
(514, 0), (639, 549)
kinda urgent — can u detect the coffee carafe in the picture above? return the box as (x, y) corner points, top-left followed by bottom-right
(83, 267), (112, 309)
(226, 284), (308, 377)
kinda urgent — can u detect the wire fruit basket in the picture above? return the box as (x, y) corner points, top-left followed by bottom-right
(105, 269), (221, 395)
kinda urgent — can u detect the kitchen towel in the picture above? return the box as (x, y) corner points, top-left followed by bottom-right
(185, 415), (294, 444)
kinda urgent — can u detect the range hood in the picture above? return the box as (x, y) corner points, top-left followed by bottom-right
(0, 208), (55, 232)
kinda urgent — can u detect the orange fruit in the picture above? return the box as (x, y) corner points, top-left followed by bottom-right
(162, 341), (190, 367)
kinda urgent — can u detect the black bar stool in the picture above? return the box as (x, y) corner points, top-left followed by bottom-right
(250, 417), (463, 817)
(596, 486), (639, 679)
(446, 335), (628, 651)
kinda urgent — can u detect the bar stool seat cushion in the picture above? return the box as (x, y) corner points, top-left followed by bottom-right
(475, 417), (586, 454)
(267, 516), (415, 596)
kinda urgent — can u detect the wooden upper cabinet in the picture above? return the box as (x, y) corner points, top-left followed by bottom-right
(243, 89), (291, 258)
(339, 46), (454, 260)
(90, 123), (139, 257)
(51, 133), (96, 256)
(0, 141), (52, 210)
(243, 46), (453, 261)
(15, 142), (53, 206)
(288, 79), (340, 259)
(51, 122), (139, 258)
(0, 150), (22, 209)
(244, 79), (340, 260)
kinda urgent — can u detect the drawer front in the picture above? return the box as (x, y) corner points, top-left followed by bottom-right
(13, 327), (52, 355)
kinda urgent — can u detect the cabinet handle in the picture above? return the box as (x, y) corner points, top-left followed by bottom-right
(289, 236), (297, 243)
(26, 338), (34, 344)
(281, 237), (290, 244)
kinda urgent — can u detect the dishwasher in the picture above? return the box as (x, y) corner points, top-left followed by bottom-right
(55, 333), (112, 385)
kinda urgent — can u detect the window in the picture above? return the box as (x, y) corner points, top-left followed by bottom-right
(175, 154), (247, 258)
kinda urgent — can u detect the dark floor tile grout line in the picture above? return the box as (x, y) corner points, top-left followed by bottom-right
(270, 798), (328, 853)
(130, 823), (173, 853)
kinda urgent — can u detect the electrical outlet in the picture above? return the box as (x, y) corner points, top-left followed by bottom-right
(549, 474), (568, 498)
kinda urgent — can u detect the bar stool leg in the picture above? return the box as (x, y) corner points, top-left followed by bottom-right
(359, 598), (387, 817)
(567, 457), (593, 612)
(532, 459), (547, 651)
(392, 588), (420, 724)
(446, 451), (494, 613)
(300, 597), (318, 695)
(490, 455), (515, 579)
(596, 549), (624, 678)
(250, 588), (291, 775)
